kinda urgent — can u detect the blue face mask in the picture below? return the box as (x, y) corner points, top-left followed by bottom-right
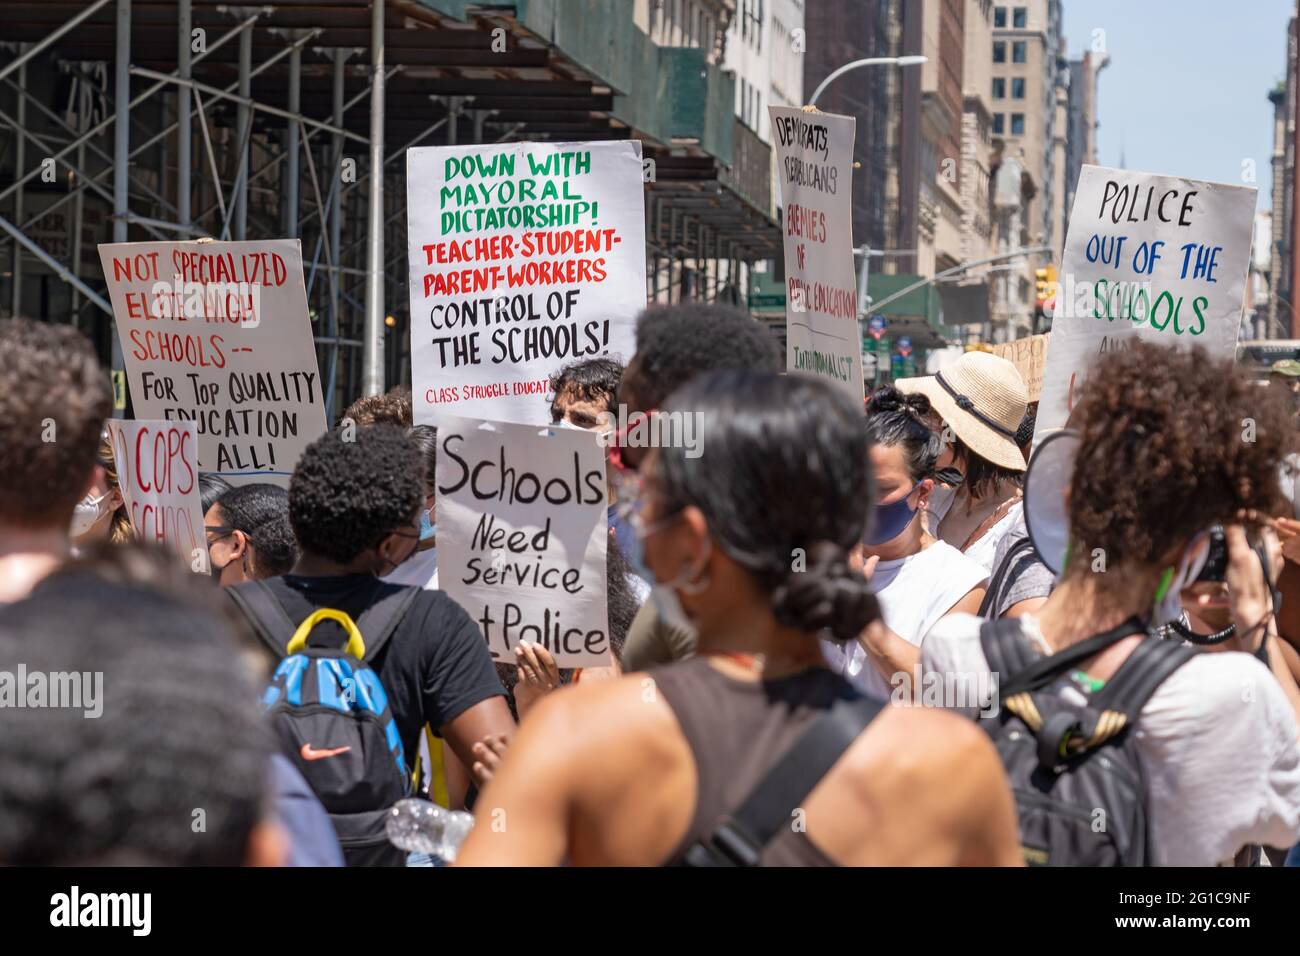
(865, 485), (918, 545)
(419, 507), (436, 542)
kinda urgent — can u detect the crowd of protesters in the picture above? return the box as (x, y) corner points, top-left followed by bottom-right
(3, 306), (1300, 868)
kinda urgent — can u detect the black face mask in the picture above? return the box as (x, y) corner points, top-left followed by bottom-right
(209, 533), (233, 581)
(933, 467), (965, 488)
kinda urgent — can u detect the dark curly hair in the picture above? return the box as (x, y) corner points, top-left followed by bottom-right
(0, 319), (111, 527)
(866, 386), (943, 482)
(1068, 341), (1297, 568)
(622, 303), (780, 411)
(215, 483), (298, 578)
(341, 385), (413, 429)
(656, 370), (879, 642)
(289, 425), (423, 564)
(548, 357), (623, 424)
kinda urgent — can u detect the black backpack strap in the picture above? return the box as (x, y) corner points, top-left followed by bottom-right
(226, 580), (299, 658)
(1088, 637), (1196, 734)
(682, 692), (884, 867)
(352, 586), (422, 662)
(977, 536), (1037, 618)
(979, 617), (1040, 679)
(996, 616), (1147, 698)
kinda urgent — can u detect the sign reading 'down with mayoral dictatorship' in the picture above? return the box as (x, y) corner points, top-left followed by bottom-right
(407, 140), (646, 426)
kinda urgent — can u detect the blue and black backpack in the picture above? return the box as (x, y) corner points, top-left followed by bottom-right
(228, 581), (421, 866)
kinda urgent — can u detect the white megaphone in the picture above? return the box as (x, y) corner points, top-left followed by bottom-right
(1023, 428), (1080, 577)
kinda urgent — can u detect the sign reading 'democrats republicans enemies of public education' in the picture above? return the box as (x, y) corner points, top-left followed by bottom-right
(98, 239), (328, 486)
(406, 140), (646, 426)
(105, 419), (207, 570)
(1035, 165), (1256, 439)
(769, 105), (865, 402)
(436, 416), (609, 668)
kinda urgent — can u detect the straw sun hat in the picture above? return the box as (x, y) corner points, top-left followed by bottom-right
(896, 351), (1029, 472)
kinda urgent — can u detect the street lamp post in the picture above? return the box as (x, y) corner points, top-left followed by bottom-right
(807, 54), (928, 108)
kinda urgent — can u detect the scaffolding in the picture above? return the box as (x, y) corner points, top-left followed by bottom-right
(0, 0), (781, 417)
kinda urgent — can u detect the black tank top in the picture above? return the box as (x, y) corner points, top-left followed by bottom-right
(650, 656), (857, 867)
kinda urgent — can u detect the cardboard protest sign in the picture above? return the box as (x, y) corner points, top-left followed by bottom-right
(97, 239), (328, 485)
(436, 416), (609, 668)
(1036, 166), (1256, 438)
(769, 105), (865, 401)
(105, 419), (207, 569)
(992, 333), (1049, 402)
(406, 140), (646, 426)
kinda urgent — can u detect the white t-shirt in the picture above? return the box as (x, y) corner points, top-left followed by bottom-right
(925, 485), (1022, 573)
(381, 547), (439, 590)
(822, 541), (988, 699)
(921, 612), (1300, 866)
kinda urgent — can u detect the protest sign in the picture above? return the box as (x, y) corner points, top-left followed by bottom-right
(769, 105), (865, 401)
(406, 140), (646, 426)
(105, 419), (207, 570)
(991, 333), (1049, 402)
(97, 239), (328, 485)
(436, 416), (609, 668)
(1035, 165), (1256, 438)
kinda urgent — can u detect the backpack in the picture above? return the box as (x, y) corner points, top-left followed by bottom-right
(228, 581), (421, 867)
(979, 617), (1195, 866)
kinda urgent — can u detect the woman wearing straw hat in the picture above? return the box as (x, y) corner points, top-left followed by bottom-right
(897, 351), (1028, 572)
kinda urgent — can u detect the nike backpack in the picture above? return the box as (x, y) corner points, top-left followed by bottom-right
(228, 581), (421, 866)
(978, 617), (1195, 866)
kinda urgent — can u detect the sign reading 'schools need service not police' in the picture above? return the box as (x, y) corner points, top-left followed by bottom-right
(1035, 165), (1256, 440)
(406, 140), (646, 426)
(769, 105), (864, 401)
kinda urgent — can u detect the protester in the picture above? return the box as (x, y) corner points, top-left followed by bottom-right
(200, 472), (234, 515)
(614, 303), (782, 671)
(70, 429), (130, 549)
(0, 319), (111, 604)
(899, 351), (1028, 571)
(342, 385), (413, 428)
(822, 386), (988, 697)
(225, 425), (514, 794)
(0, 556), (286, 866)
(549, 356), (623, 429)
(207, 483), (299, 585)
(457, 370), (1022, 866)
(381, 425), (439, 591)
(922, 342), (1300, 865)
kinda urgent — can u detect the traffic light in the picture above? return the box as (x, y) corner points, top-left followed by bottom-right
(1035, 264), (1058, 332)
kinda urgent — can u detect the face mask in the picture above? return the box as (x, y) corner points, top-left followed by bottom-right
(649, 538), (713, 638)
(419, 507), (437, 542)
(865, 485), (917, 546)
(69, 492), (109, 537)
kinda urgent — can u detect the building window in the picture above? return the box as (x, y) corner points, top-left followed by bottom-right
(1010, 113), (1025, 135)
(992, 77), (1005, 98)
(992, 113), (1005, 135)
(994, 6), (1006, 27)
(1011, 77), (1025, 99)
(1013, 6), (1027, 28)
(993, 41), (1006, 63)
(1012, 41), (1026, 63)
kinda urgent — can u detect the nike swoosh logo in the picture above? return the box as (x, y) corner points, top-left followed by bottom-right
(300, 743), (352, 761)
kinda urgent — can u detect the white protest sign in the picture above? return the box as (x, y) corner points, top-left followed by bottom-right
(97, 239), (328, 485)
(105, 419), (207, 570)
(769, 106), (865, 401)
(407, 140), (646, 426)
(436, 416), (609, 668)
(1036, 165), (1256, 438)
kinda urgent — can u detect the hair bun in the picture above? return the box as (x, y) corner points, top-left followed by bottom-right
(769, 542), (880, 642)
(869, 385), (931, 419)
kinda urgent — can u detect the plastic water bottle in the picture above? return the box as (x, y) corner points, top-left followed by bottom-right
(386, 799), (476, 861)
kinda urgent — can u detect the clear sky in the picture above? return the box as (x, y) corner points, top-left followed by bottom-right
(1062, 0), (1293, 209)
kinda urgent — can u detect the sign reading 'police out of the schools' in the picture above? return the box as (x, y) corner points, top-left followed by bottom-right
(105, 418), (207, 569)
(98, 239), (328, 486)
(1035, 165), (1256, 439)
(769, 105), (865, 402)
(436, 417), (609, 668)
(406, 140), (646, 426)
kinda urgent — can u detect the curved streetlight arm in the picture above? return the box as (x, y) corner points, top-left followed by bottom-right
(808, 56), (927, 107)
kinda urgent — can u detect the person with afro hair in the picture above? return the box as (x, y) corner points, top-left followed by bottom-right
(923, 340), (1300, 866)
(225, 425), (513, 809)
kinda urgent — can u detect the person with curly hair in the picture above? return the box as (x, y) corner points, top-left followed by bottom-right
(341, 385), (413, 429)
(0, 319), (112, 603)
(457, 370), (1022, 866)
(822, 386), (989, 699)
(922, 340), (1300, 865)
(224, 425), (513, 816)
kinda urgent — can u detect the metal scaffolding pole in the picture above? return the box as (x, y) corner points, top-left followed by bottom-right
(178, 0), (192, 231)
(235, 27), (252, 240)
(362, 0), (386, 397)
(284, 40), (302, 238)
(10, 52), (26, 318)
(0, 215), (112, 315)
(0, 0), (115, 85)
(327, 50), (348, 418)
(111, 0), (130, 404)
